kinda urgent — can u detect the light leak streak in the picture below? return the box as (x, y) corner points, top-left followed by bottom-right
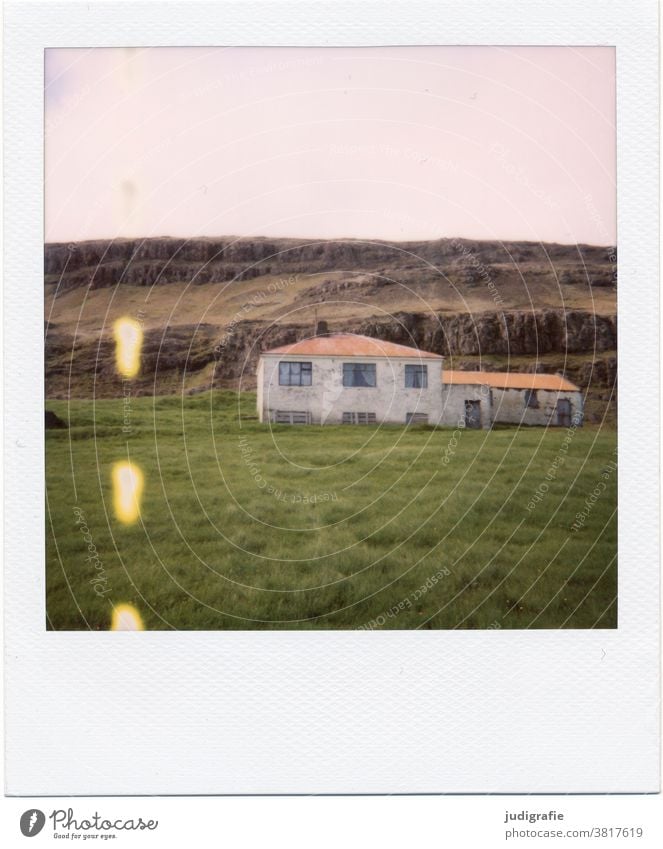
(113, 317), (143, 378)
(112, 461), (144, 524)
(111, 603), (144, 631)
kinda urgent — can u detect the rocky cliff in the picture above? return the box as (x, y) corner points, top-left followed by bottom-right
(45, 235), (617, 290)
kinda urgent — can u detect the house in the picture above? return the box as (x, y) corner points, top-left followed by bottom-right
(441, 370), (584, 429)
(256, 333), (583, 428)
(257, 334), (443, 425)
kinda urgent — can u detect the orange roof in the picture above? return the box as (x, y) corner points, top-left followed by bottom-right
(262, 334), (442, 359)
(443, 370), (579, 391)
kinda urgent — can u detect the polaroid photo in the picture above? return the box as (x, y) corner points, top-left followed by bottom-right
(3, 0), (659, 796)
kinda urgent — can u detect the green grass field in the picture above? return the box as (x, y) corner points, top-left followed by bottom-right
(46, 392), (617, 630)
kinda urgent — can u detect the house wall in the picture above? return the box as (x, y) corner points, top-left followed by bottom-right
(258, 354), (444, 425)
(490, 387), (584, 426)
(440, 383), (492, 429)
(440, 384), (583, 427)
(258, 356), (583, 428)
(256, 358), (264, 418)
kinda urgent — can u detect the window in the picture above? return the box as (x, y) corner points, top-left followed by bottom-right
(405, 364), (428, 388)
(279, 361), (312, 386)
(274, 410), (311, 424)
(406, 412), (429, 425)
(343, 363), (376, 387)
(342, 412), (377, 424)
(524, 389), (539, 408)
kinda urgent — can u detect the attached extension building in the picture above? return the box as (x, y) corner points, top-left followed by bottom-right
(257, 334), (583, 428)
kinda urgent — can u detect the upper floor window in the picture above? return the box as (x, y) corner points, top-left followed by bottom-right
(405, 364), (428, 388)
(279, 361), (312, 386)
(343, 362), (376, 387)
(524, 388), (539, 408)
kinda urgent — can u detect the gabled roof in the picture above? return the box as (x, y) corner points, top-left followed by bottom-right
(262, 333), (442, 359)
(443, 370), (580, 391)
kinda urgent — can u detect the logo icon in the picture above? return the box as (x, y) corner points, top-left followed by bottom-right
(20, 809), (45, 837)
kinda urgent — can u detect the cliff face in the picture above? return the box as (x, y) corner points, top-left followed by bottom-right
(206, 309), (614, 379)
(44, 236), (617, 423)
(45, 235), (617, 290)
(355, 310), (616, 357)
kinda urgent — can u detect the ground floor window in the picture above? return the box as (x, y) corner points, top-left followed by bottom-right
(342, 411), (376, 424)
(274, 410), (311, 424)
(406, 412), (429, 424)
(524, 388), (539, 408)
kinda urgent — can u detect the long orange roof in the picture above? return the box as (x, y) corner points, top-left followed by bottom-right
(443, 370), (579, 391)
(262, 334), (442, 359)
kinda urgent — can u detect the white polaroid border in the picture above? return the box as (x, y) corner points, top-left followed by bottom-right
(4, 0), (659, 794)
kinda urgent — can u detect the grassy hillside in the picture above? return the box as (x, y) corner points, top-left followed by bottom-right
(45, 236), (616, 340)
(46, 263), (616, 335)
(46, 392), (617, 631)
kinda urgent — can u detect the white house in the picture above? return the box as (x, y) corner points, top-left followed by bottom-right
(257, 333), (583, 428)
(257, 334), (443, 425)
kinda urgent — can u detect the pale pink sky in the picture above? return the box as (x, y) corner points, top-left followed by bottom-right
(45, 46), (616, 245)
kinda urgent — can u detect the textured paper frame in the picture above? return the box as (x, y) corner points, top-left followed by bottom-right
(4, 0), (659, 794)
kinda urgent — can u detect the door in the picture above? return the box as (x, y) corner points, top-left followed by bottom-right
(464, 400), (482, 429)
(557, 398), (571, 427)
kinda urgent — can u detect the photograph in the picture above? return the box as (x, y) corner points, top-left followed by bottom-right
(44, 45), (617, 631)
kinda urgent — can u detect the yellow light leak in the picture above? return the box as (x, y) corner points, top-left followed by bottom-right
(114, 317), (143, 378)
(112, 461), (144, 524)
(111, 603), (144, 631)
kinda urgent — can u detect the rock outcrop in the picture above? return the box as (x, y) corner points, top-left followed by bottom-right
(45, 236), (616, 291)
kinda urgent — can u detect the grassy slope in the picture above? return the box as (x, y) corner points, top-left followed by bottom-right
(46, 392), (617, 631)
(45, 267), (616, 338)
